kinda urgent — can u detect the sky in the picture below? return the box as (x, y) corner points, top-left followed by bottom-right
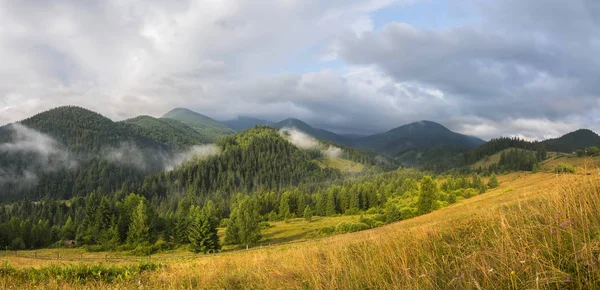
(0, 0), (599, 140)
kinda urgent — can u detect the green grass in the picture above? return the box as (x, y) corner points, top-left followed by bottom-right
(315, 157), (365, 173)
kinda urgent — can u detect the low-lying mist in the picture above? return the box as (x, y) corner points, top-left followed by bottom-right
(0, 123), (77, 186)
(279, 127), (343, 159)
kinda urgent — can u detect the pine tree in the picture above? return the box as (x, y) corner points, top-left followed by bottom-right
(279, 191), (291, 219)
(225, 196), (261, 247)
(303, 206), (313, 222)
(418, 176), (437, 215)
(61, 216), (76, 240)
(127, 201), (150, 246)
(488, 173), (499, 188)
(188, 201), (221, 254)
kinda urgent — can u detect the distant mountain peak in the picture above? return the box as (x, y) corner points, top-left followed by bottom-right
(162, 107), (235, 141)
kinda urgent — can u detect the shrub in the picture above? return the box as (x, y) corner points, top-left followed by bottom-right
(365, 207), (379, 215)
(0, 262), (162, 283)
(371, 214), (386, 222)
(334, 222), (370, 234)
(259, 221), (273, 230)
(555, 163), (575, 174)
(399, 207), (417, 220)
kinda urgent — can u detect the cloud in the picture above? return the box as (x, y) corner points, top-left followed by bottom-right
(280, 127), (343, 158)
(103, 142), (149, 170)
(164, 144), (220, 171)
(0, 123), (76, 186)
(0, 0), (599, 140)
(280, 127), (321, 149)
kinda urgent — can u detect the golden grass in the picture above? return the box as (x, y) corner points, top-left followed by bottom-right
(3, 171), (600, 289)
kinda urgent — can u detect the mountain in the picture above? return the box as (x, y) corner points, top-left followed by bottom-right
(272, 118), (351, 146)
(121, 115), (210, 149)
(0, 106), (207, 201)
(541, 129), (600, 152)
(162, 108), (235, 141)
(354, 120), (485, 157)
(0, 106), (165, 153)
(222, 116), (273, 131)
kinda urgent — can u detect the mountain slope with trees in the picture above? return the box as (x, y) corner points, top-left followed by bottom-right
(162, 108), (235, 141)
(354, 121), (485, 157)
(121, 115), (210, 148)
(541, 129), (600, 153)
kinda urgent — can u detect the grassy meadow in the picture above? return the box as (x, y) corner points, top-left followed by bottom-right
(3, 166), (600, 288)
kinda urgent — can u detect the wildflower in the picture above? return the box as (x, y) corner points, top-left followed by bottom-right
(560, 220), (571, 227)
(519, 260), (526, 264)
(511, 271), (515, 275)
(565, 276), (571, 282)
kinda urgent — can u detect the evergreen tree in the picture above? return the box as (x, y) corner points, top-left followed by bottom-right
(61, 216), (76, 240)
(225, 196), (261, 247)
(303, 206), (313, 222)
(188, 201), (221, 254)
(127, 201), (150, 245)
(418, 176), (437, 215)
(488, 173), (499, 188)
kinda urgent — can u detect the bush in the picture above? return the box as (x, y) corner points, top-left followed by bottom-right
(555, 163), (575, 174)
(371, 214), (386, 222)
(344, 208), (360, 215)
(317, 226), (335, 236)
(0, 262), (162, 283)
(365, 207), (379, 215)
(399, 207), (417, 220)
(259, 221), (273, 230)
(334, 222), (370, 234)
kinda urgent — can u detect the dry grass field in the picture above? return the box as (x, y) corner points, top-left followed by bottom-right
(2, 168), (600, 289)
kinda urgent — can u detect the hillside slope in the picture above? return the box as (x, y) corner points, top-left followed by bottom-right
(7, 172), (597, 289)
(121, 115), (210, 148)
(542, 129), (600, 152)
(162, 108), (235, 141)
(0, 106), (196, 201)
(354, 120), (484, 157)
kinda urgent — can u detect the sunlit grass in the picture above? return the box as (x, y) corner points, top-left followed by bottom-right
(3, 171), (600, 288)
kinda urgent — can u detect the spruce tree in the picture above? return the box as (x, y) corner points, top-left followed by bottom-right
(488, 173), (499, 188)
(418, 176), (437, 215)
(189, 201), (221, 254)
(61, 216), (76, 240)
(225, 196), (261, 247)
(127, 201), (150, 246)
(303, 206), (313, 222)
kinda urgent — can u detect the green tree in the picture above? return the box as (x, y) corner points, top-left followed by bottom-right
(225, 196), (261, 247)
(279, 191), (291, 219)
(61, 216), (76, 240)
(488, 173), (499, 188)
(303, 206), (313, 222)
(127, 201), (150, 245)
(188, 201), (221, 254)
(418, 176), (437, 215)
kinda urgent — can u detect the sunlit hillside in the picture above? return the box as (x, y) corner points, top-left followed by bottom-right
(3, 166), (599, 289)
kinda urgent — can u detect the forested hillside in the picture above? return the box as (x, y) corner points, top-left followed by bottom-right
(162, 108), (235, 141)
(0, 107), (211, 201)
(542, 129), (600, 152)
(354, 121), (484, 157)
(121, 115), (211, 148)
